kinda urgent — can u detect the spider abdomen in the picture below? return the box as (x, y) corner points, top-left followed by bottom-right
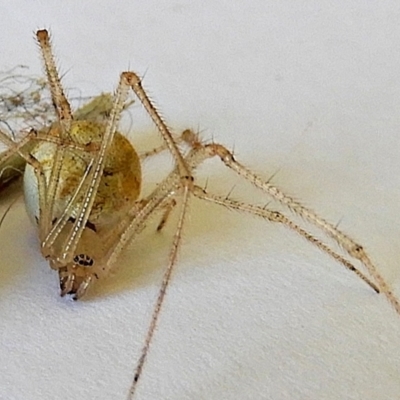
(23, 120), (142, 229)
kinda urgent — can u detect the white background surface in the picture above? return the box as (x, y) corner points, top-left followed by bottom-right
(1, 1), (400, 400)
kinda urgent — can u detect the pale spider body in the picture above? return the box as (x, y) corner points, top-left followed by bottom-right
(23, 120), (141, 295)
(1, 29), (400, 399)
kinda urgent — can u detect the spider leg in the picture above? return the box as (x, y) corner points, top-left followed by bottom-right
(0, 92), (115, 191)
(103, 128), (194, 268)
(156, 198), (177, 232)
(184, 138), (400, 315)
(0, 149), (26, 190)
(192, 185), (380, 293)
(0, 128), (48, 238)
(106, 132), (387, 397)
(36, 30), (73, 236)
(74, 274), (94, 300)
(69, 159), (186, 396)
(42, 157), (94, 252)
(123, 136), (382, 397)
(35, 31), (104, 244)
(58, 267), (75, 296)
(127, 185), (190, 399)
(106, 173), (183, 270)
(0, 130), (33, 190)
(0, 125), (101, 246)
(82, 170), (181, 285)
(122, 72), (193, 189)
(36, 30), (72, 125)
(55, 187), (170, 299)
(139, 136), (187, 160)
(51, 72), (131, 264)
(0, 128), (37, 167)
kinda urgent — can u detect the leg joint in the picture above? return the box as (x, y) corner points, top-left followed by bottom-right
(206, 143), (235, 163)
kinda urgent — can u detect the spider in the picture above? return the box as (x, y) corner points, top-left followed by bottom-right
(0, 29), (399, 399)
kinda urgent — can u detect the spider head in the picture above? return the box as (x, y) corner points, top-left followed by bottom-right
(58, 257), (96, 300)
(45, 222), (104, 300)
(50, 225), (102, 300)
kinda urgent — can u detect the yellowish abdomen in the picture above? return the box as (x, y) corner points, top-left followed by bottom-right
(24, 120), (141, 229)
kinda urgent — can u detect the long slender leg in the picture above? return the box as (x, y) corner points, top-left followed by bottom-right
(35, 31), (105, 244)
(71, 176), (181, 299)
(36, 30), (72, 125)
(105, 164), (184, 269)
(122, 73), (193, 186)
(192, 185), (379, 293)
(89, 187), (176, 283)
(51, 72), (131, 264)
(184, 139), (400, 314)
(0, 129), (36, 167)
(138, 130), (202, 231)
(0, 127), (101, 197)
(36, 30), (73, 236)
(107, 137), (382, 397)
(0, 128), (99, 158)
(42, 157), (94, 253)
(139, 130), (203, 162)
(126, 144), (379, 398)
(139, 139), (183, 160)
(127, 186), (190, 399)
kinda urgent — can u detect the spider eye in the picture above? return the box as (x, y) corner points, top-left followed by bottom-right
(73, 254), (94, 267)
